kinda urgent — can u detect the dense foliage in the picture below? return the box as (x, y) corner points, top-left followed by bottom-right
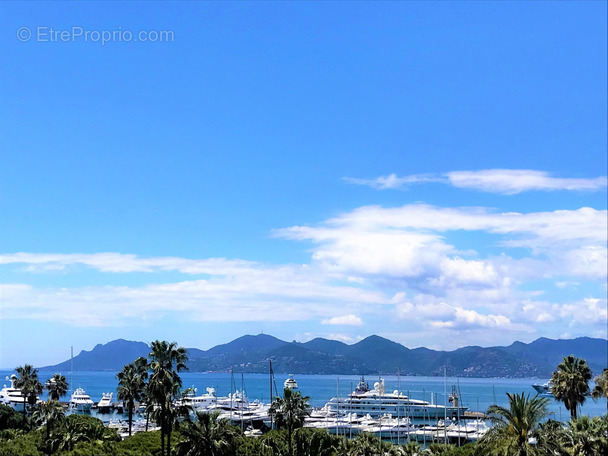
(2, 410), (606, 456)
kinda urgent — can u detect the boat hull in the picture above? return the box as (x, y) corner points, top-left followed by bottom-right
(70, 403), (93, 412)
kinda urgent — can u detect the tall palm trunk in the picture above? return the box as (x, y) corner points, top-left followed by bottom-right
(166, 402), (172, 456)
(160, 402), (166, 456)
(128, 398), (134, 436)
(288, 423), (292, 456)
(166, 414), (171, 456)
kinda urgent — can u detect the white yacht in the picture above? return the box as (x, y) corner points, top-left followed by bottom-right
(325, 377), (468, 420)
(284, 374), (298, 389)
(0, 375), (27, 412)
(210, 389), (250, 412)
(532, 381), (553, 396)
(69, 388), (94, 412)
(179, 387), (218, 411)
(97, 392), (113, 411)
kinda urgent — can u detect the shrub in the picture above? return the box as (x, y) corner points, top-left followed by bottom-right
(0, 430), (42, 456)
(0, 404), (26, 431)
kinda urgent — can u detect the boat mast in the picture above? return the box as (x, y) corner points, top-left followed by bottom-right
(443, 366), (447, 444)
(230, 368), (233, 423)
(241, 372), (244, 432)
(397, 368), (401, 446)
(336, 377), (339, 437)
(269, 360), (273, 430)
(349, 381), (353, 439)
(70, 346), (73, 394)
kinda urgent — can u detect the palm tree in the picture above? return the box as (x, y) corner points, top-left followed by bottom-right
(477, 392), (552, 456)
(550, 355), (592, 420)
(45, 374), (68, 401)
(347, 432), (384, 456)
(591, 368), (608, 412)
(14, 364), (43, 417)
(148, 340), (188, 456)
(269, 387), (311, 456)
(131, 356), (150, 430)
(175, 411), (238, 456)
(117, 360), (147, 436)
(535, 419), (569, 456)
(52, 416), (87, 453)
(31, 399), (65, 440)
(565, 416), (603, 456)
(292, 428), (339, 456)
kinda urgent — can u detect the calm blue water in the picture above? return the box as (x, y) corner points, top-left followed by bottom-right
(2, 370), (606, 422)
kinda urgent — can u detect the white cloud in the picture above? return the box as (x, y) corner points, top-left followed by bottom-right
(394, 297), (525, 333)
(276, 204), (607, 281)
(0, 263), (387, 327)
(559, 298), (608, 325)
(345, 169), (607, 194)
(447, 170), (608, 194)
(326, 333), (358, 343)
(1, 202), (605, 346)
(321, 314), (363, 326)
(429, 308), (512, 330)
(555, 281), (579, 289)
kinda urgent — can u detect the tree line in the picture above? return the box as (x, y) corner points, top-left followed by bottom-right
(1, 341), (607, 456)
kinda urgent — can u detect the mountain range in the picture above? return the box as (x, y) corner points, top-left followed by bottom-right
(40, 334), (607, 378)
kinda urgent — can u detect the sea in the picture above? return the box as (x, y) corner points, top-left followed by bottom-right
(2, 370), (606, 423)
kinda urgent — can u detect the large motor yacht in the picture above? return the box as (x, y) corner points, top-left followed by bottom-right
(0, 375), (28, 412)
(69, 388), (94, 412)
(178, 387), (218, 411)
(97, 392), (113, 412)
(324, 377), (468, 420)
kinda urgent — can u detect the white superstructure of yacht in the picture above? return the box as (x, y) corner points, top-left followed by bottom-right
(283, 374), (298, 389)
(69, 388), (94, 412)
(0, 375), (28, 412)
(325, 377), (468, 420)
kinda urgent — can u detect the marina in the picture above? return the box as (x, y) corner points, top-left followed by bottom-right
(4, 370), (605, 442)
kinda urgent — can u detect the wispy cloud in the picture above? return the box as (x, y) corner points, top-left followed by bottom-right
(343, 173), (443, 190)
(0, 271), (385, 327)
(321, 314), (363, 326)
(0, 252), (257, 275)
(345, 169), (607, 194)
(447, 170), (608, 194)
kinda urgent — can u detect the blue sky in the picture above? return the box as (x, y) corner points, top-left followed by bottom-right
(1, 1), (606, 368)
